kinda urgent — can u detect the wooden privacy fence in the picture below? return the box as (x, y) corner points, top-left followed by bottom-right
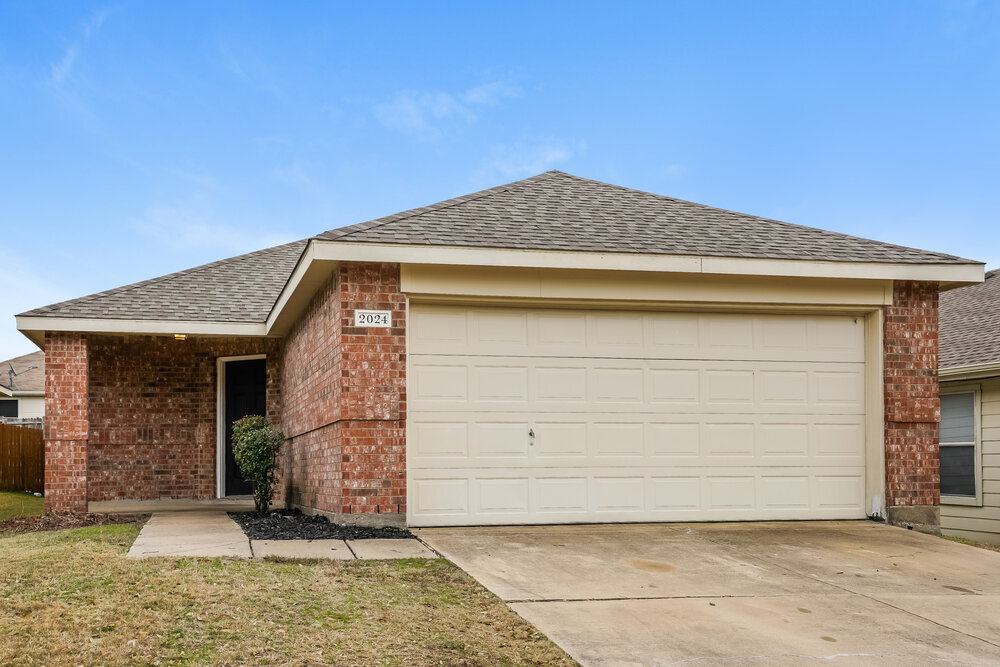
(0, 422), (44, 493)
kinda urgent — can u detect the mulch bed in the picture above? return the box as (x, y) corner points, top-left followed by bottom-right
(229, 509), (415, 541)
(0, 512), (149, 536)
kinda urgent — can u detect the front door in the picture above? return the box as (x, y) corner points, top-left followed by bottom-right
(223, 358), (267, 496)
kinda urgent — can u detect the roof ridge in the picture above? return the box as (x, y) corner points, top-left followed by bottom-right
(20, 239), (308, 318)
(318, 171), (563, 241)
(551, 172), (972, 264)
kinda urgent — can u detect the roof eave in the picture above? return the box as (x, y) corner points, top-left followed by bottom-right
(309, 240), (986, 283)
(940, 361), (1000, 381)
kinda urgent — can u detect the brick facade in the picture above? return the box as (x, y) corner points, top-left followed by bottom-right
(279, 262), (406, 525)
(42, 267), (943, 528)
(44, 333), (90, 512)
(44, 333), (281, 510)
(87, 336), (281, 502)
(883, 280), (941, 527)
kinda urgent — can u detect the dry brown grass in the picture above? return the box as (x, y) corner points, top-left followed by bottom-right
(0, 524), (574, 666)
(941, 534), (1000, 553)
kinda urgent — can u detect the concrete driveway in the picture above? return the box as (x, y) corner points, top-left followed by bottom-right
(416, 521), (1000, 666)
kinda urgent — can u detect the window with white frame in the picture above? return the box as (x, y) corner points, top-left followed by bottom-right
(939, 392), (977, 497)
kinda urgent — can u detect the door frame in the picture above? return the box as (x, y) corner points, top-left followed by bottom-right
(216, 354), (267, 498)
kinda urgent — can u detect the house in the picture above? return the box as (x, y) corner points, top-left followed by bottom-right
(938, 269), (1000, 544)
(16, 171), (984, 529)
(0, 350), (44, 419)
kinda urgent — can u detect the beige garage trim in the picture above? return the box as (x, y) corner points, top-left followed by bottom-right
(407, 304), (871, 527)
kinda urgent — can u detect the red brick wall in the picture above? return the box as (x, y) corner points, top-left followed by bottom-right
(279, 262), (406, 521)
(86, 335), (281, 502)
(883, 280), (941, 508)
(44, 333), (90, 512)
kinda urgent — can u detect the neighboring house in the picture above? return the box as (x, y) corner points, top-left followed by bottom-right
(0, 350), (44, 419)
(939, 269), (1000, 544)
(16, 171), (984, 530)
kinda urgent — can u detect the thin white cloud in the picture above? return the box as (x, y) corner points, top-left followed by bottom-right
(476, 138), (586, 182)
(131, 199), (297, 255)
(48, 7), (111, 88)
(374, 82), (521, 137)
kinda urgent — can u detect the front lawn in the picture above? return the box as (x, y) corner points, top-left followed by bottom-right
(0, 523), (572, 666)
(0, 490), (43, 521)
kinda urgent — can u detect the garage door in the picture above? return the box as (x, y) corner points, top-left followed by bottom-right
(407, 304), (867, 526)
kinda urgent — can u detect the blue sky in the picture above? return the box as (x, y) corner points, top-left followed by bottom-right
(1, 1), (998, 356)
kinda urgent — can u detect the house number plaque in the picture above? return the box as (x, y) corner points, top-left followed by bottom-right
(354, 310), (392, 327)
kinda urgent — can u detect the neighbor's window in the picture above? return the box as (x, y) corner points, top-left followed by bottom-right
(940, 392), (976, 497)
(0, 400), (15, 418)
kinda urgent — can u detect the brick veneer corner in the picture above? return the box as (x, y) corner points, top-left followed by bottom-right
(279, 262), (406, 525)
(883, 280), (940, 529)
(44, 332), (90, 512)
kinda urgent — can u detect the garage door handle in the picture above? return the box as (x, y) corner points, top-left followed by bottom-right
(528, 428), (535, 439)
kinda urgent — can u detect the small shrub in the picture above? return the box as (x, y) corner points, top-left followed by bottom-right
(231, 416), (284, 514)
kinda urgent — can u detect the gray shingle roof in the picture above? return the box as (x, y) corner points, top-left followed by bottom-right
(19, 241), (307, 323)
(0, 350), (44, 392)
(20, 171), (981, 327)
(940, 269), (1000, 369)
(319, 171), (977, 265)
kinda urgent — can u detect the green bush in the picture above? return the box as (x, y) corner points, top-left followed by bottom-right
(231, 415), (284, 514)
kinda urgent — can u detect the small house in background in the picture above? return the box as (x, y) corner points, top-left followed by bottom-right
(939, 269), (1000, 545)
(0, 350), (44, 419)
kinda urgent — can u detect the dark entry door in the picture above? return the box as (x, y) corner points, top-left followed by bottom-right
(224, 358), (266, 496)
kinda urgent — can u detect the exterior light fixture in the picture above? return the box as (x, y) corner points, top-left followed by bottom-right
(174, 334), (188, 341)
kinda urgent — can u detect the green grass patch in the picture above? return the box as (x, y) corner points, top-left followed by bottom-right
(0, 490), (44, 521)
(0, 522), (572, 666)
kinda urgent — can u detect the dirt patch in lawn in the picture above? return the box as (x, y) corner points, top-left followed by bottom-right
(230, 508), (415, 540)
(0, 512), (148, 536)
(0, 522), (572, 666)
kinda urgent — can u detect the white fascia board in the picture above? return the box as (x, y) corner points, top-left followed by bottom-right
(11, 391), (44, 397)
(16, 316), (267, 338)
(0, 385), (11, 397)
(265, 242), (339, 334)
(310, 241), (985, 284)
(939, 361), (1000, 381)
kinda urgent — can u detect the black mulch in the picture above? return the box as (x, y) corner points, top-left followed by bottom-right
(229, 509), (415, 541)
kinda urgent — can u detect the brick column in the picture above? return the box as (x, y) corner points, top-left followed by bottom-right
(43, 332), (90, 512)
(883, 280), (940, 531)
(336, 262), (407, 523)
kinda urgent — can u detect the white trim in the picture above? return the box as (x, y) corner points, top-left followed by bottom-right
(216, 354), (267, 498)
(311, 240), (985, 283)
(939, 383), (984, 507)
(16, 315), (266, 338)
(940, 361), (1000, 381)
(865, 308), (886, 519)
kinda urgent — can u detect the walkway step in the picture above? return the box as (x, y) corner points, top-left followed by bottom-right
(127, 511), (252, 558)
(127, 510), (437, 560)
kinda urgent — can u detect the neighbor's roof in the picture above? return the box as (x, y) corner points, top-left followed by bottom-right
(940, 269), (1000, 370)
(0, 350), (44, 393)
(19, 241), (308, 323)
(319, 171), (976, 265)
(19, 171), (980, 325)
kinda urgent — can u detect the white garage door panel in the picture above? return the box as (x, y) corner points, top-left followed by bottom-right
(410, 413), (865, 467)
(411, 306), (865, 362)
(409, 467), (866, 524)
(411, 358), (865, 415)
(408, 305), (867, 527)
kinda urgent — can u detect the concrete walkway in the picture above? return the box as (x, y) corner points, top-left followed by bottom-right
(417, 521), (1000, 666)
(127, 510), (436, 559)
